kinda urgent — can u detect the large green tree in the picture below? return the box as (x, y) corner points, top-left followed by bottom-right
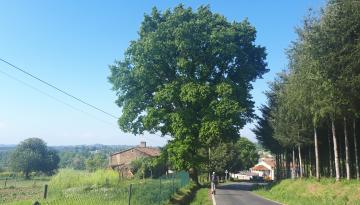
(10, 138), (60, 178)
(236, 138), (259, 170)
(109, 5), (267, 183)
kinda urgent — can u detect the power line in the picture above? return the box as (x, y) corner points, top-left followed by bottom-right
(0, 58), (118, 119)
(0, 58), (169, 144)
(0, 68), (166, 144)
(0, 69), (117, 127)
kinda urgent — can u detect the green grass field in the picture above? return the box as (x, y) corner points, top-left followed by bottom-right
(1, 169), (189, 205)
(255, 178), (360, 205)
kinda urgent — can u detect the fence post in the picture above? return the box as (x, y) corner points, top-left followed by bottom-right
(128, 184), (132, 205)
(4, 177), (7, 188)
(172, 174), (175, 194)
(43, 184), (48, 199)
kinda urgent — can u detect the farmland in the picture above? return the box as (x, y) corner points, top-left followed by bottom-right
(0, 176), (49, 203)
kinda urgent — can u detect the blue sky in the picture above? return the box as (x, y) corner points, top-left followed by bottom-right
(0, 0), (325, 146)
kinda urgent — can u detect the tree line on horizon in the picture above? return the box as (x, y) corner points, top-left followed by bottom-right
(254, 0), (360, 181)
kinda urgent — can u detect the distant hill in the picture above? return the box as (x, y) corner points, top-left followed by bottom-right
(0, 146), (15, 153)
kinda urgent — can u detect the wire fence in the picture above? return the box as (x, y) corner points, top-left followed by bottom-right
(1, 171), (190, 205)
(45, 171), (189, 205)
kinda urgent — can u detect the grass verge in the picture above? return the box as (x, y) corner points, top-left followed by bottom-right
(190, 187), (212, 205)
(254, 178), (360, 205)
(168, 182), (213, 205)
(168, 182), (198, 205)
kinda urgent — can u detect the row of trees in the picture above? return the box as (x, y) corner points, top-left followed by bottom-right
(109, 4), (267, 184)
(254, 0), (360, 181)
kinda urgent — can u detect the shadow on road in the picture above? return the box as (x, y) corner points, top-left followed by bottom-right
(218, 182), (271, 191)
(218, 183), (254, 191)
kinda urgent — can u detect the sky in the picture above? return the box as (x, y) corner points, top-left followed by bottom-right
(0, 0), (325, 146)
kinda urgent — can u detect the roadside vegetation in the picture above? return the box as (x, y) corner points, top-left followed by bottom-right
(255, 178), (360, 205)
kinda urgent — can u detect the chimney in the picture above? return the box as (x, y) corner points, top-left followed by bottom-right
(140, 141), (146, 148)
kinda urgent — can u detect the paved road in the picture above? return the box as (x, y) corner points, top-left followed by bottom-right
(214, 182), (281, 205)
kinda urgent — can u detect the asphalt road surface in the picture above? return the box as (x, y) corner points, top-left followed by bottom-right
(214, 182), (281, 205)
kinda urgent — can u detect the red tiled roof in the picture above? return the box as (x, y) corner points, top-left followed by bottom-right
(261, 158), (275, 168)
(252, 165), (270, 171)
(111, 146), (160, 157)
(134, 147), (160, 157)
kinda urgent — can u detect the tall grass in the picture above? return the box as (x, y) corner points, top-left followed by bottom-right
(6, 169), (190, 205)
(49, 169), (120, 189)
(255, 178), (360, 205)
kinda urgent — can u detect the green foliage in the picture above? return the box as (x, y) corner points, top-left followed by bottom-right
(130, 155), (168, 178)
(0, 149), (12, 171)
(252, 105), (282, 154)
(109, 4), (267, 180)
(205, 137), (258, 174)
(235, 138), (259, 170)
(85, 153), (107, 172)
(57, 145), (131, 170)
(10, 138), (60, 178)
(209, 143), (238, 174)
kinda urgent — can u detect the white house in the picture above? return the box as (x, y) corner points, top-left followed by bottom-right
(250, 158), (275, 180)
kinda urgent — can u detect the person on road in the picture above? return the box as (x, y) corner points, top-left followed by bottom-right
(211, 172), (218, 194)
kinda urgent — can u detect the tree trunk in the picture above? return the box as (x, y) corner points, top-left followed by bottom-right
(344, 117), (350, 180)
(25, 170), (30, 179)
(328, 130), (333, 177)
(354, 118), (359, 180)
(280, 153), (282, 179)
(332, 119), (340, 181)
(314, 126), (320, 180)
(275, 153), (280, 180)
(309, 148), (312, 177)
(298, 145), (303, 178)
(283, 153), (286, 178)
(278, 154), (280, 180)
(285, 151), (289, 178)
(208, 147), (211, 182)
(189, 167), (199, 186)
(292, 147), (296, 179)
